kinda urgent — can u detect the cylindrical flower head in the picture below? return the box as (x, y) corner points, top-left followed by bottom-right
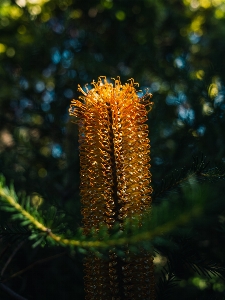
(69, 76), (154, 299)
(69, 76), (153, 231)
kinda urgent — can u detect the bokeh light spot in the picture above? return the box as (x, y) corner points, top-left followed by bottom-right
(9, 6), (23, 19)
(40, 146), (51, 157)
(0, 17), (9, 26)
(17, 24), (26, 34)
(0, 43), (6, 53)
(32, 114), (44, 125)
(38, 168), (47, 178)
(88, 8), (98, 17)
(203, 102), (214, 115)
(103, 0), (113, 9)
(115, 10), (126, 21)
(208, 83), (218, 98)
(52, 143), (62, 158)
(196, 70), (205, 80)
(6, 47), (15, 57)
(41, 12), (50, 22)
(200, 0), (211, 9)
(215, 8), (225, 18)
(15, 0), (26, 7)
(70, 9), (83, 19)
(28, 5), (41, 15)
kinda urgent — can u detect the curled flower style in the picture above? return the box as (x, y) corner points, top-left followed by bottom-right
(69, 76), (155, 299)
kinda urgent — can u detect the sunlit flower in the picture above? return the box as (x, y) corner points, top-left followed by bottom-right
(69, 76), (155, 299)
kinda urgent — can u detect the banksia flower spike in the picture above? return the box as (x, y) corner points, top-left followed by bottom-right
(69, 76), (155, 299)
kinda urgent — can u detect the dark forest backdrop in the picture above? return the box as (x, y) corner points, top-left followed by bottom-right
(1, 0), (225, 299)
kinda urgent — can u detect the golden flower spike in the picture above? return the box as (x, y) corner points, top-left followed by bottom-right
(69, 76), (155, 300)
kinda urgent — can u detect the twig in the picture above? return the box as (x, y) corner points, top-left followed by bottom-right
(0, 283), (28, 300)
(2, 251), (66, 283)
(0, 242), (11, 261)
(1, 240), (25, 276)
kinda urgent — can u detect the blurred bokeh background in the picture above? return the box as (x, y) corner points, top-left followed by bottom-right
(1, 0), (225, 299)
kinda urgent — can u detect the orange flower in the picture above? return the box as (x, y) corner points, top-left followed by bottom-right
(69, 76), (155, 299)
